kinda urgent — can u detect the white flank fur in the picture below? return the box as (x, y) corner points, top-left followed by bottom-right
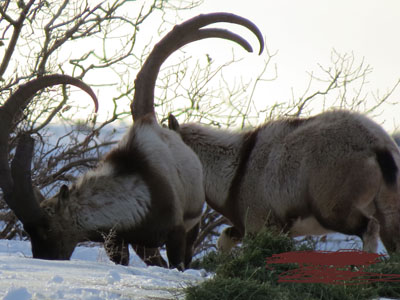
(73, 167), (151, 231)
(178, 124), (243, 210)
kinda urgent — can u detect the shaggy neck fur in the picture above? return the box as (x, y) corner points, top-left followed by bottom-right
(179, 123), (255, 229)
(41, 163), (151, 244)
(72, 167), (151, 234)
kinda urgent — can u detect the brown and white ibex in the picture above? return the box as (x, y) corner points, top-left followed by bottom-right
(0, 74), (175, 267)
(0, 79), (205, 269)
(0, 13), (266, 269)
(167, 33), (400, 254)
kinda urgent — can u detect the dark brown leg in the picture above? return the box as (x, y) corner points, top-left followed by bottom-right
(166, 225), (186, 271)
(184, 223), (200, 269)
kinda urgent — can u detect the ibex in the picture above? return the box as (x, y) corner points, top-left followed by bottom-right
(167, 36), (400, 255)
(0, 75), (157, 267)
(0, 12), (266, 269)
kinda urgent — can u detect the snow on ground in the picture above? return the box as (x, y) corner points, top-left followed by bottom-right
(0, 235), (396, 300)
(0, 240), (209, 300)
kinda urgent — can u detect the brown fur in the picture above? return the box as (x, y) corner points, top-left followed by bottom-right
(170, 110), (400, 254)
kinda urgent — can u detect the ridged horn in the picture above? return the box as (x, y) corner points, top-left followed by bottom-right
(131, 12), (264, 121)
(0, 74), (98, 224)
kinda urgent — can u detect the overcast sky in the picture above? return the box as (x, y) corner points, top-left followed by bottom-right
(170, 0), (400, 131)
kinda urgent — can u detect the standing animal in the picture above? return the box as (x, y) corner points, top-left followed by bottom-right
(0, 12), (266, 269)
(169, 109), (400, 255)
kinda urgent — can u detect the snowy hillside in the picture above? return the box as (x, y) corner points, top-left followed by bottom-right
(0, 240), (208, 300)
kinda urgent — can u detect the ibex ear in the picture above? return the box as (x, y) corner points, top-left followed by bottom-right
(168, 114), (180, 131)
(59, 185), (70, 200)
(56, 185), (70, 212)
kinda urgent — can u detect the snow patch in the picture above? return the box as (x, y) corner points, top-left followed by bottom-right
(106, 270), (121, 284)
(50, 275), (64, 284)
(0, 240), (208, 300)
(3, 287), (31, 300)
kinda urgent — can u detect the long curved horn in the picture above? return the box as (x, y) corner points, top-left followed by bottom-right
(131, 12), (264, 121)
(0, 74), (98, 224)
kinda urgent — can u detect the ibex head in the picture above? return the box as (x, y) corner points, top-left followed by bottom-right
(26, 184), (82, 259)
(0, 75), (98, 260)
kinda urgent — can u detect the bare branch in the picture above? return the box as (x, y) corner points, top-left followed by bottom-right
(0, 0), (35, 79)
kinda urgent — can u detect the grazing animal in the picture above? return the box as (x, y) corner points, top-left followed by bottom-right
(0, 74), (159, 267)
(0, 12), (266, 269)
(169, 109), (400, 254)
(0, 75), (204, 269)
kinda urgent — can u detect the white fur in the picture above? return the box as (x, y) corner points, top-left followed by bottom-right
(63, 159), (151, 230)
(289, 216), (333, 237)
(75, 162), (115, 188)
(72, 175), (151, 231)
(178, 124), (243, 210)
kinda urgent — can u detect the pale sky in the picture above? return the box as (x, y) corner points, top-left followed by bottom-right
(171, 0), (400, 131)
